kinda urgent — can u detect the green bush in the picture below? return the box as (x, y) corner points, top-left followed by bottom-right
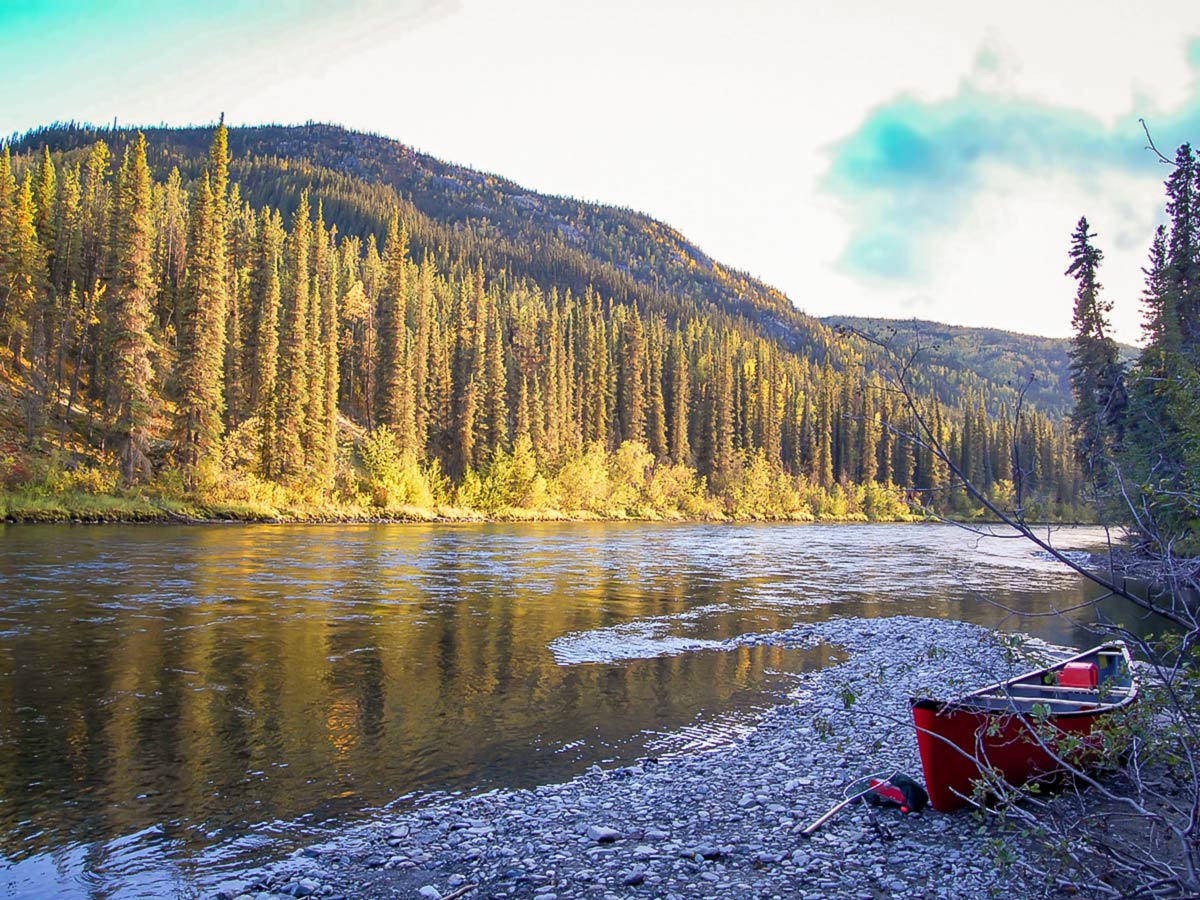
(458, 436), (549, 512)
(551, 442), (611, 513)
(728, 450), (801, 520)
(358, 426), (436, 509)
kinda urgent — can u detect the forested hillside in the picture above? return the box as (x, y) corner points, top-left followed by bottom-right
(824, 317), (1070, 417)
(0, 121), (1082, 522)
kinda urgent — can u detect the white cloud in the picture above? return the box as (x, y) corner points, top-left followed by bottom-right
(5, 0), (1200, 344)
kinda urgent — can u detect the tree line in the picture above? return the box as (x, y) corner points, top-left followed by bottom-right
(0, 124), (1082, 519)
(1067, 142), (1200, 552)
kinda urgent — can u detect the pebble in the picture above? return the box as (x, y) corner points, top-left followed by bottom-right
(585, 825), (622, 843)
(226, 616), (1063, 900)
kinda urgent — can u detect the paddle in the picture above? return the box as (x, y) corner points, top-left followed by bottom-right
(801, 773), (928, 837)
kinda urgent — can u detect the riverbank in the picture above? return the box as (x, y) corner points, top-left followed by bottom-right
(210, 616), (1069, 900)
(0, 488), (920, 525)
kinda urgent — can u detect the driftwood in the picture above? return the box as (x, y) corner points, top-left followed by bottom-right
(439, 885), (479, 900)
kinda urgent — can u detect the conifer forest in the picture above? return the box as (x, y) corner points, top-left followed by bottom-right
(0, 122), (1085, 522)
(1066, 143), (1200, 553)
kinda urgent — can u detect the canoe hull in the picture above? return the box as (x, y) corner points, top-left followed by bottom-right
(910, 643), (1136, 812)
(912, 699), (1111, 812)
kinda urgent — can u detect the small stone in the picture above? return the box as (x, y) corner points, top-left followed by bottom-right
(418, 887), (441, 900)
(621, 867), (646, 887)
(586, 825), (621, 843)
(363, 854), (386, 868)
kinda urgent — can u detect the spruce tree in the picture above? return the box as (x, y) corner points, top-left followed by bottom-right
(272, 193), (311, 479)
(247, 209), (283, 476)
(1165, 145), (1198, 350)
(3, 173), (45, 369)
(450, 268), (482, 475)
(410, 257), (433, 453)
(79, 141), (111, 293)
(376, 215), (410, 431)
(304, 206), (328, 472)
(50, 165), (82, 390)
(644, 317), (668, 458)
(1066, 217), (1122, 482)
(617, 305), (646, 444)
(318, 222), (340, 478)
(666, 330), (690, 464)
(176, 174), (227, 485)
(480, 293), (509, 455)
(107, 134), (156, 483)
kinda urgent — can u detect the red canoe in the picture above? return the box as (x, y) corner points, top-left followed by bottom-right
(910, 642), (1138, 812)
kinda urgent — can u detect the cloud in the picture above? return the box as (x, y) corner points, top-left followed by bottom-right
(823, 57), (1200, 283)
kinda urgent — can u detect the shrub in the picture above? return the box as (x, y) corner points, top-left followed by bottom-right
(728, 450), (801, 519)
(358, 426), (435, 509)
(551, 443), (611, 513)
(458, 436), (550, 512)
(607, 441), (654, 515)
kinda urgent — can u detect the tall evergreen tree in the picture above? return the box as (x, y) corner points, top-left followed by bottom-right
(617, 305), (646, 444)
(1066, 217), (1122, 482)
(107, 134), (156, 483)
(479, 293), (509, 455)
(666, 330), (690, 464)
(248, 208), (283, 471)
(176, 174), (228, 484)
(644, 316), (668, 458)
(271, 192), (312, 479)
(377, 215), (410, 431)
(3, 173), (45, 369)
(31, 146), (57, 255)
(318, 222), (341, 478)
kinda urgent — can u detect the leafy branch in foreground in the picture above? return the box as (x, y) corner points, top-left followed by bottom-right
(844, 323), (1199, 895)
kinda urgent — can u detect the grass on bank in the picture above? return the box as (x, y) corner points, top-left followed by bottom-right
(1, 425), (927, 524)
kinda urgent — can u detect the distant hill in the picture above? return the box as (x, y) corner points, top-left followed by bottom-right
(823, 316), (1138, 417)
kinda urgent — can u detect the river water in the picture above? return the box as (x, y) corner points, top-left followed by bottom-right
(0, 522), (1144, 898)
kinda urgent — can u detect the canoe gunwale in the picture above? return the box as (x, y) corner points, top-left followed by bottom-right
(910, 641), (1139, 719)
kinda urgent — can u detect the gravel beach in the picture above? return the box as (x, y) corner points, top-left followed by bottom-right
(213, 616), (1062, 900)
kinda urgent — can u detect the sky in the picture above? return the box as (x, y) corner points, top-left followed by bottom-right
(4, 0), (1200, 344)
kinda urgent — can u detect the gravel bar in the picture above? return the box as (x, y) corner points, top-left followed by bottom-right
(213, 616), (1060, 900)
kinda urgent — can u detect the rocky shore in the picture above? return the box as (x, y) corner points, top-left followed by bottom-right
(213, 616), (1060, 900)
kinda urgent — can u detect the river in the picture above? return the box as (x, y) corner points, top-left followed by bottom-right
(0, 522), (1143, 898)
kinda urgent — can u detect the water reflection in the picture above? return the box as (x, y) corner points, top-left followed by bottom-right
(0, 522), (1147, 898)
